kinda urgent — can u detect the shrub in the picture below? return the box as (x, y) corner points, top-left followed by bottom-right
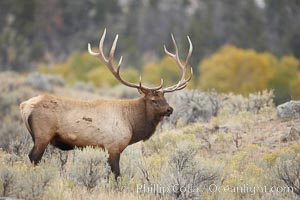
(69, 147), (111, 191)
(160, 141), (219, 199)
(143, 130), (197, 156)
(17, 164), (57, 200)
(277, 155), (300, 196)
(0, 167), (16, 196)
(46, 74), (65, 87)
(120, 145), (142, 181)
(8, 134), (32, 157)
(138, 153), (168, 185)
(99, 85), (139, 99)
(0, 122), (25, 151)
(0, 87), (35, 118)
(74, 81), (95, 93)
(182, 124), (215, 150)
(247, 90), (274, 113)
(26, 72), (53, 92)
(220, 90), (274, 114)
(162, 90), (220, 129)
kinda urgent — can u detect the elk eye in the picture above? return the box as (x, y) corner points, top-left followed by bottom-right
(151, 100), (158, 105)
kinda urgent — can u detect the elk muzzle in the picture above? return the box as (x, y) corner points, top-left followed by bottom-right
(165, 107), (173, 116)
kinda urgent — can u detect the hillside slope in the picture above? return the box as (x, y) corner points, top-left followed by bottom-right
(0, 71), (299, 200)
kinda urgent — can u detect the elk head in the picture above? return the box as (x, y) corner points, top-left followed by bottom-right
(88, 29), (193, 118)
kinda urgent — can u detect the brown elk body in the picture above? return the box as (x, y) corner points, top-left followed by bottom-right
(20, 29), (193, 177)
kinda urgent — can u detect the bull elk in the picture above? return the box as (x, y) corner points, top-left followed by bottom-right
(20, 29), (193, 177)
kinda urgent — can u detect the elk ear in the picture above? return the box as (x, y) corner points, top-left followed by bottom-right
(138, 88), (150, 95)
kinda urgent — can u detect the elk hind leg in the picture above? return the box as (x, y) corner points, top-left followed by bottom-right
(29, 141), (48, 165)
(28, 130), (53, 165)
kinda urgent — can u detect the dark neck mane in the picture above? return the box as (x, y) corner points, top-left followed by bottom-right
(127, 98), (161, 145)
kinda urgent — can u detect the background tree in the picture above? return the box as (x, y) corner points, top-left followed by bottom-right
(269, 55), (300, 104)
(1, 0), (300, 103)
(143, 56), (194, 88)
(265, 0), (300, 58)
(187, 0), (266, 71)
(199, 45), (275, 95)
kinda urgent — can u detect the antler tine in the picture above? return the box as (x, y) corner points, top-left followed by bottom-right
(162, 35), (193, 93)
(88, 43), (98, 56)
(109, 34), (118, 61)
(139, 75), (143, 88)
(99, 28), (107, 62)
(164, 66), (193, 93)
(88, 29), (163, 92)
(185, 36), (193, 66)
(163, 34), (177, 58)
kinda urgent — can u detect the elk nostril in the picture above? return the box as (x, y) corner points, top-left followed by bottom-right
(167, 107), (173, 113)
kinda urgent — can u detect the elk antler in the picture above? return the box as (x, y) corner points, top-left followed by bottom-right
(88, 29), (163, 92)
(162, 34), (193, 93)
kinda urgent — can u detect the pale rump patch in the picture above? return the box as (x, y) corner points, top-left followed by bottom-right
(20, 95), (45, 134)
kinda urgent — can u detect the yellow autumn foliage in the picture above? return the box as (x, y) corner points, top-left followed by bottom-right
(143, 56), (195, 89)
(270, 55), (300, 102)
(290, 73), (300, 99)
(198, 45), (300, 103)
(199, 45), (276, 95)
(39, 51), (140, 87)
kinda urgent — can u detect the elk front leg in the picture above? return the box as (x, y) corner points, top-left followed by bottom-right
(108, 153), (120, 179)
